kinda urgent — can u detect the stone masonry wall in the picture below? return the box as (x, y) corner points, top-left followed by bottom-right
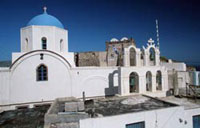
(75, 51), (107, 67)
(75, 38), (136, 67)
(106, 38), (136, 66)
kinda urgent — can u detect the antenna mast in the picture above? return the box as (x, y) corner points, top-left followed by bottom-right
(156, 19), (160, 49)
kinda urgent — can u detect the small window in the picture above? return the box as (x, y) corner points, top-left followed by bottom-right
(193, 115), (200, 128)
(25, 38), (28, 51)
(126, 121), (145, 128)
(60, 39), (63, 52)
(37, 64), (48, 81)
(42, 37), (47, 50)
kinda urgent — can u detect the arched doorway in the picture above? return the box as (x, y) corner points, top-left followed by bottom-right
(130, 48), (136, 66)
(156, 71), (162, 90)
(146, 71), (152, 91)
(129, 72), (139, 93)
(149, 48), (156, 66)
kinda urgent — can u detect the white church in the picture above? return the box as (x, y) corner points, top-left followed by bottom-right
(0, 8), (200, 128)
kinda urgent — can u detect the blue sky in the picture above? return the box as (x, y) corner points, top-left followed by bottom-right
(0, 0), (199, 63)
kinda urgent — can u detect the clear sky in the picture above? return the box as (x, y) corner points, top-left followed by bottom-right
(0, 0), (199, 63)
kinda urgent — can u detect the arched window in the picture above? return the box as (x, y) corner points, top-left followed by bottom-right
(130, 48), (136, 66)
(146, 71), (152, 91)
(41, 37), (47, 50)
(149, 48), (156, 65)
(129, 72), (139, 93)
(156, 71), (162, 90)
(60, 39), (63, 52)
(25, 38), (28, 51)
(37, 64), (48, 81)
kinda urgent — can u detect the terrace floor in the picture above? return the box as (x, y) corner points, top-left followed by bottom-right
(84, 95), (177, 117)
(0, 104), (50, 128)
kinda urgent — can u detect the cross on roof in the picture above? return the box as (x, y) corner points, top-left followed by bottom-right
(43, 6), (47, 13)
(148, 38), (154, 45)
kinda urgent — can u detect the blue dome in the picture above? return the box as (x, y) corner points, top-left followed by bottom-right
(27, 12), (64, 29)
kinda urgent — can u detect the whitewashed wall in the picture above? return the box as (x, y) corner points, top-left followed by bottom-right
(184, 108), (200, 128)
(0, 53), (118, 107)
(71, 67), (118, 98)
(21, 26), (68, 52)
(9, 52), (72, 104)
(119, 66), (168, 97)
(80, 106), (185, 128)
(177, 71), (190, 88)
(161, 62), (186, 71)
(0, 68), (10, 105)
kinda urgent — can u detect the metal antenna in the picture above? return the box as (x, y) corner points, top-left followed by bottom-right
(156, 19), (160, 49)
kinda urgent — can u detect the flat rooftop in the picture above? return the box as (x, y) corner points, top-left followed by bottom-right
(160, 96), (200, 110)
(0, 104), (50, 127)
(44, 95), (178, 127)
(84, 95), (177, 117)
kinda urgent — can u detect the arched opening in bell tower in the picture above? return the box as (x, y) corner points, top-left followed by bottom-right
(149, 48), (156, 66)
(130, 48), (136, 66)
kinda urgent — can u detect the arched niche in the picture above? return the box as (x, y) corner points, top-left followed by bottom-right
(146, 71), (152, 92)
(156, 70), (162, 90)
(129, 72), (139, 93)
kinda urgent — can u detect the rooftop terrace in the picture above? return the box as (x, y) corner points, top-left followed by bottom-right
(160, 96), (200, 110)
(44, 95), (178, 127)
(84, 95), (177, 117)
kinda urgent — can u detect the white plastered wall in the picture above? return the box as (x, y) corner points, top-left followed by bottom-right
(124, 45), (141, 67)
(123, 38), (160, 67)
(161, 62), (186, 71)
(71, 67), (118, 98)
(0, 54), (119, 106)
(9, 51), (72, 104)
(12, 52), (75, 67)
(177, 71), (190, 88)
(143, 43), (160, 66)
(184, 108), (200, 128)
(118, 66), (168, 97)
(0, 68), (10, 105)
(80, 106), (185, 128)
(21, 26), (68, 52)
